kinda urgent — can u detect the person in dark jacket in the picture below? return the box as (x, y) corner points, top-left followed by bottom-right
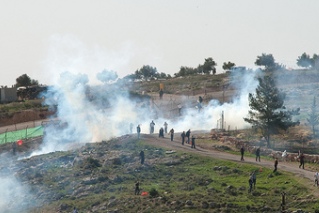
(181, 131), (186, 145)
(299, 153), (305, 169)
(191, 135), (196, 148)
(185, 129), (191, 144)
(274, 158), (278, 172)
(135, 181), (140, 195)
(159, 127), (164, 138)
(256, 147), (261, 162)
(169, 128), (174, 141)
(240, 146), (245, 161)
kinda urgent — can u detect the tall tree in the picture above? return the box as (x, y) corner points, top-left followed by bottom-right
(244, 75), (300, 147)
(202, 57), (217, 74)
(222, 61), (236, 71)
(307, 96), (319, 137)
(137, 65), (158, 80)
(255, 53), (276, 71)
(297, 52), (312, 69)
(16, 74), (38, 87)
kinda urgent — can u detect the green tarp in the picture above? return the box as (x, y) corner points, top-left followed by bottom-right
(0, 126), (43, 144)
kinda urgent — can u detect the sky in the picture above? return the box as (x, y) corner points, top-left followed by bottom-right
(1, 0), (319, 86)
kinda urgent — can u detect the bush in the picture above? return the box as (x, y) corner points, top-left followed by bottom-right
(149, 188), (159, 198)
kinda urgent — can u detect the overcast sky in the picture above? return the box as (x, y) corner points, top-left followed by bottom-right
(1, 0), (319, 86)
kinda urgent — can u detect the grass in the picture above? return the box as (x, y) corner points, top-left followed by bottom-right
(28, 137), (319, 213)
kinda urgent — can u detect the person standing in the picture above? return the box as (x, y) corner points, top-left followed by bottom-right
(169, 128), (174, 141)
(240, 146), (245, 161)
(191, 135), (196, 149)
(150, 120), (155, 134)
(181, 131), (186, 145)
(256, 147), (261, 162)
(140, 150), (145, 165)
(274, 158), (278, 172)
(135, 181), (140, 195)
(159, 127), (164, 138)
(185, 129), (191, 144)
(164, 122), (168, 134)
(137, 125), (141, 139)
(299, 153), (305, 169)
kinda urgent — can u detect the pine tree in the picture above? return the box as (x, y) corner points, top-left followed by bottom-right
(307, 96), (319, 137)
(244, 75), (300, 147)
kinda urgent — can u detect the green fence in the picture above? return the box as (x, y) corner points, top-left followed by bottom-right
(0, 126), (43, 144)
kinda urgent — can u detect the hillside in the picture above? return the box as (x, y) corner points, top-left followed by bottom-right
(2, 133), (319, 213)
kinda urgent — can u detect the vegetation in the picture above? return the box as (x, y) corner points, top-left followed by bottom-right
(244, 75), (300, 147)
(26, 137), (319, 213)
(297, 52), (319, 70)
(16, 73), (39, 87)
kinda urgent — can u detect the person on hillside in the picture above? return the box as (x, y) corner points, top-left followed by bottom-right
(169, 128), (174, 141)
(140, 150), (145, 165)
(181, 131), (186, 145)
(159, 127), (164, 138)
(150, 120), (155, 134)
(240, 146), (245, 161)
(164, 122), (168, 134)
(299, 153), (305, 169)
(135, 181), (140, 195)
(252, 171), (257, 189)
(256, 147), (261, 162)
(315, 171), (319, 187)
(185, 129), (191, 144)
(137, 125), (141, 139)
(191, 135), (196, 149)
(248, 174), (254, 193)
(274, 158), (278, 172)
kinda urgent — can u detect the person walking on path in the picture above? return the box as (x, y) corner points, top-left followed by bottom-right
(191, 135), (196, 149)
(256, 147), (261, 162)
(135, 181), (140, 195)
(274, 158), (278, 172)
(137, 125), (141, 139)
(181, 131), (185, 145)
(299, 153), (305, 169)
(185, 129), (191, 144)
(164, 122), (168, 134)
(140, 150), (145, 165)
(240, 146), (245, 161)
(169, 128), (174, 141)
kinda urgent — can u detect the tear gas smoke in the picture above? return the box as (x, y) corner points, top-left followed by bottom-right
(28, 67), (260, 157)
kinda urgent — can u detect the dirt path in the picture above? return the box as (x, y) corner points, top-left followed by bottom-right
(140, 133), (319, 197)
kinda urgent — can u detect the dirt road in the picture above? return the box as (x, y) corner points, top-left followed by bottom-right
(140, 133), (319, 197)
